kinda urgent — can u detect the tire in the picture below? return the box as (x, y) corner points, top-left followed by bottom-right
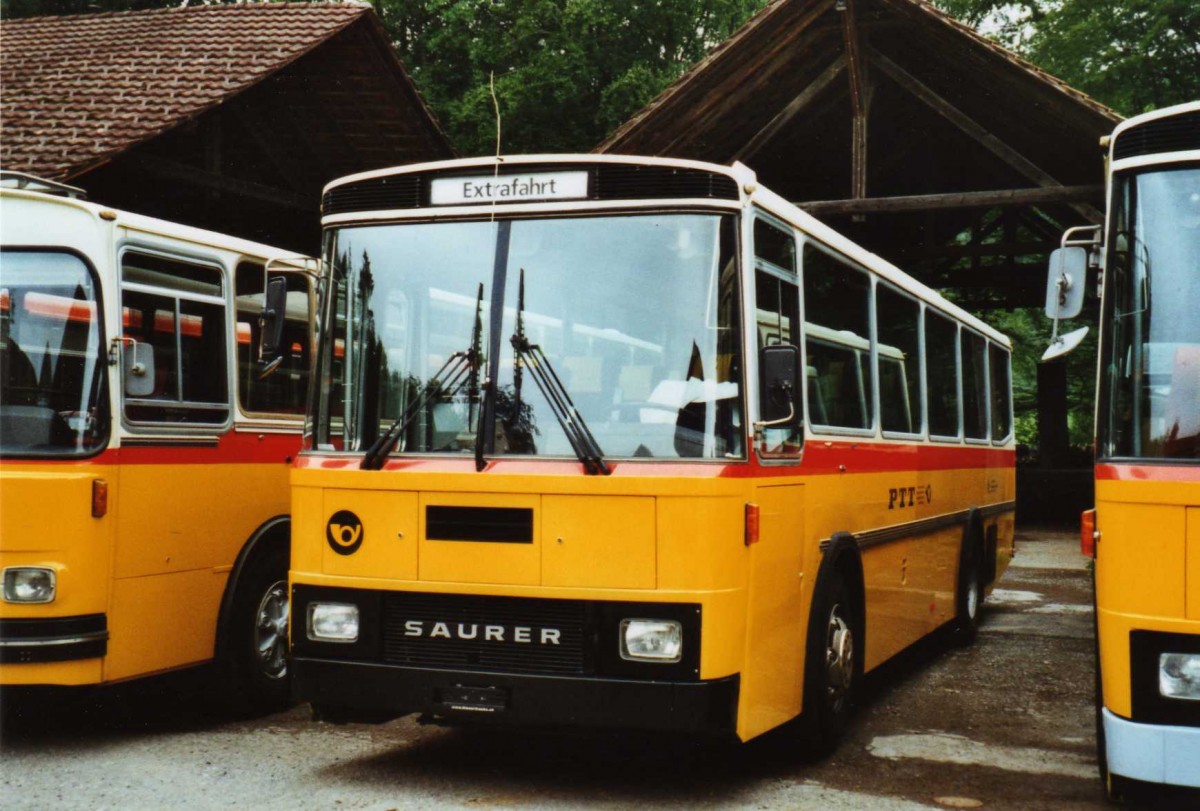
(796, 569), (860, 758)
(220, 543), (291, 716)
(951, 529), (983, 645)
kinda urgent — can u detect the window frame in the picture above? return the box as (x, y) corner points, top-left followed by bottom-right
(117, 246), (233, 435)
(0, 246), (112, 459)
(989, 341), (1014, 445)
(800, 236), (877, 439)
(924, 307), (963, 443)
(875, 280), (925, 441)
(961, 325), (992, 445)
(233, 260), (314, 422)
(751, 211), (803, 462)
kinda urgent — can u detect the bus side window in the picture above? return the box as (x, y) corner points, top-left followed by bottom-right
(876, 284), (921, 435)
(962, 329), (989, 440)
(926, 310), (960, 439)
(235, 262), (312, 416)
(753, 217), (801, 457)
(121, 253), (228, 426)
(803, 243), (872, 432)
(989, 343), (1012, 443)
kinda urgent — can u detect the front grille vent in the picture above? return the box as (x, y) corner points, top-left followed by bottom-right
(426, 506), (533, 543)
(1113, 111), (1200, 160)
(322, 162), (740, 216)
(322, 175), (422, 215)
(382, 593), (590, 675)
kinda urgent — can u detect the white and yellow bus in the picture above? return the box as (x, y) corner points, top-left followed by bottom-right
(0, 173), (314, 712)
(1048, 101), (1200, 795)
(289, 155), (1015, 749)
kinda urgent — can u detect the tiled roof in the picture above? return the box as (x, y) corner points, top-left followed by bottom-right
(1, 3), (371, 180)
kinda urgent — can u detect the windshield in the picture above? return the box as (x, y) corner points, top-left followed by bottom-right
(1, 251), (109, 456)
(1101, 165), (1200, 460)
(312, 213), (743, 462)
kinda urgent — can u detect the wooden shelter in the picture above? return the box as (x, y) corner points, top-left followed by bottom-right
(599, 0), (1121, 310)
(1, 4), (454, 253)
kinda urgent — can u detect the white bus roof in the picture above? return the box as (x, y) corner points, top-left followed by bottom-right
(1, 182), (312, 267)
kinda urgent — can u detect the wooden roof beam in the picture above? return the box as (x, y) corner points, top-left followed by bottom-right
(735, 55), (845, 162)
(840, 0), (871, 206)
(797, 184), (1102, 215)
(135, 154), (311, 210)
(866, 46), (1103, 222)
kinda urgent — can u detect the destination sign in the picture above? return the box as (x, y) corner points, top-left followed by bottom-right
(430, 171), (589, 206)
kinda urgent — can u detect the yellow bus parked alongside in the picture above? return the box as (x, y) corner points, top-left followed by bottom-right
(290, 155), (1015, 749)
(0, 173), (314, 712)
(1048, 101), (1200, 796)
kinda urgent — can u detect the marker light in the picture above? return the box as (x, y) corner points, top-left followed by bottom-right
(1160, 653), (1200, 701)
(307, 602), (359, 643)
(620, 618), (683, 662)
(2, 568), (56, 603)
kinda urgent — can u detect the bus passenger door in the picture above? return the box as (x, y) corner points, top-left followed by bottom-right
(109, 251), (246, 681)
(739, 484), (807, 741)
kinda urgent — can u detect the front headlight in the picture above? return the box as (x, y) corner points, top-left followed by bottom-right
(1159, 653), (1200, 700)
(2, 568), (56, 603)
(620, 618), (682, 662)
(307, 602), (359, 642)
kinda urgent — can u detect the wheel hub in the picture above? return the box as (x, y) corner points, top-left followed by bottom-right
(825, 603), (854, 708)
(255, 580), (289, 680)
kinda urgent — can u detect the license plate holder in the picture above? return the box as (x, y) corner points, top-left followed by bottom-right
(436, 684), (509, 714)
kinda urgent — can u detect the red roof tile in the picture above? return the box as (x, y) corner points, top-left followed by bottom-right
(1, 3), (371, 179)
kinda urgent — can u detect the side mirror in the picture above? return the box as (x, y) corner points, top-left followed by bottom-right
(122, 341), (156, 397)
(757, 344), (800, 425)
(258, 276), (288, 360)
(1044, 246), (1087, 321)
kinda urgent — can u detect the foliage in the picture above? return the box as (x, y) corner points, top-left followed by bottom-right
(966, 306), (1098, 455)
(378, 1), (768, 156)
(934, 0), (1200, 115)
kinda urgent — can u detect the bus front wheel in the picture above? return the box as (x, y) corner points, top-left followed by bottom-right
(797, 569), (861, 758)
(222, 543), (291, 716)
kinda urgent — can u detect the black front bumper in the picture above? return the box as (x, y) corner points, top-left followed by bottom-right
(0, 614), (108, 664)
(292, 656), (739, 734)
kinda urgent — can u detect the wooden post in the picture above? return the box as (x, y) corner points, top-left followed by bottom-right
(1037, 360), (1069, 468)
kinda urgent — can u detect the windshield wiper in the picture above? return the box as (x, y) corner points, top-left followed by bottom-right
(510, 269), (610, 475)
(361, 283), (485, 470)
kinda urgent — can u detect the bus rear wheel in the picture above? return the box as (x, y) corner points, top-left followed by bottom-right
(221, 543), (292, 716)
(952, 533), (983, 645)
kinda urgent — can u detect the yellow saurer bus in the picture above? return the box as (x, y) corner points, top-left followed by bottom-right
(0, 174), (315, 712)
(1048, 102), (1200, 795)
(290, 155), (1015, 748)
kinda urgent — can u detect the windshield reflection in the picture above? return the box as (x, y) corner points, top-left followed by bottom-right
(314, 213), (743, 462)
(1102, 166), (1200, 460)
(0, 251), (108, 456)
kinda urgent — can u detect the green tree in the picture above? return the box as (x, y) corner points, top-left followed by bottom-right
(378, 0), (768, 156)
(935, 0), (1200, 114)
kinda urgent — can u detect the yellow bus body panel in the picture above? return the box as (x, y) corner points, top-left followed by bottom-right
(1, 454), (290, 686)
(291, 453), (1014, 742)
(1095, 476), (1200, 720)
(0, 464), (114, 685)
(104, 458), (290, 682)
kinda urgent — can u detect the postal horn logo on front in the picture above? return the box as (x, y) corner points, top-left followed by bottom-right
(326, 510), (364, 555)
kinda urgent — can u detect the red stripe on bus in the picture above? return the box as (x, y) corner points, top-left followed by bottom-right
(1096, 463), (1200, 482)
(19, 432), (306, 467)
(23, 292), (97, 324)
(292, 440), (1014, 477)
